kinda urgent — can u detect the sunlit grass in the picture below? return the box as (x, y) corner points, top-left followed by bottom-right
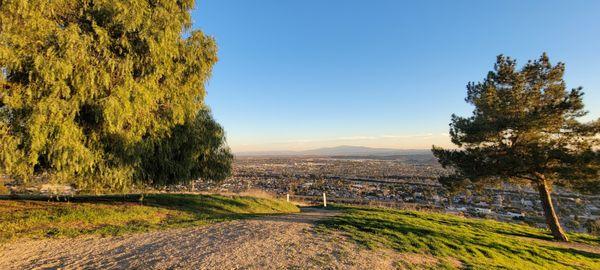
(0, 194), (299, 243)
(320, 205), (600, 269)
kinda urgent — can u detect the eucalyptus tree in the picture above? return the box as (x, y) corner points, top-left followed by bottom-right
(433, 54), (599, 241)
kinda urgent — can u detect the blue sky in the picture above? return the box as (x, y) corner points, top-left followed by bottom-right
(191, 0), (600, 152)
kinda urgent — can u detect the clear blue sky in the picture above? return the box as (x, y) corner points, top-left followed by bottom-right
(191, 0), (600, 152)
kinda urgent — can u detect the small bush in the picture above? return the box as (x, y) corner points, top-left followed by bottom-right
(587, 219), (600, 236)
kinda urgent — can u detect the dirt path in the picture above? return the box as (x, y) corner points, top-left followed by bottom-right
(0, 208), (404, 269)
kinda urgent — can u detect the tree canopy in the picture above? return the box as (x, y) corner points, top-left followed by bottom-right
(433, 54), (599, 241)
(0, 0), (232, 192)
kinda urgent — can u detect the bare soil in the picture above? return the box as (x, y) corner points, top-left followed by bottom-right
(0, 208), (418, 270)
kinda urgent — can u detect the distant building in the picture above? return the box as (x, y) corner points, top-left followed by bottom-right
(521, 199), (534, 207)
(474, 208), (492, 214)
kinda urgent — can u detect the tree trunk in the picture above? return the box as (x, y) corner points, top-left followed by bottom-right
(535, 174), (569, 242)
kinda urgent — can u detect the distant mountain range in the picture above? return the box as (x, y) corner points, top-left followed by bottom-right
(235, 145), (432, 157)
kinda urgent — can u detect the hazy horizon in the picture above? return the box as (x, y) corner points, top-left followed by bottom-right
(230, 134), (453, 153)
(192, 0), (600, 152)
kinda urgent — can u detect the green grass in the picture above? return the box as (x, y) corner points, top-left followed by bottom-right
(319, 205), (600, 270)
(0, 194), (299, 243)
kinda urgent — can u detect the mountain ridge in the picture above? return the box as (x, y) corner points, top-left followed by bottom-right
(235, 145), (432, 157)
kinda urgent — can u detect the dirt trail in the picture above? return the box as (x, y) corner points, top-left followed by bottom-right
(0, 208), (404, 270)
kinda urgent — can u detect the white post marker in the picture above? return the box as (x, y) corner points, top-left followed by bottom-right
(286, 193), (290, 202)
(323, 192), (327, 207)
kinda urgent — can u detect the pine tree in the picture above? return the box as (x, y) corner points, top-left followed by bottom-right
(433, 54), (599, 241)
(0, 0), (232, 192)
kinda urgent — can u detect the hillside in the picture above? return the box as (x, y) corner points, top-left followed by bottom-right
(0, 198), (598, 269)
(321, 205), (600, 269)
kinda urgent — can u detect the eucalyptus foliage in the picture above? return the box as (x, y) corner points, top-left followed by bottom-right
(433, 54), (599, 241)
(0, 0), (232, 192)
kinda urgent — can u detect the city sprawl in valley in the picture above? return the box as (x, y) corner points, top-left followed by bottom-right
(177, 154), (599, 233)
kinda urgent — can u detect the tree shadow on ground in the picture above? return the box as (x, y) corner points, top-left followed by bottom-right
(0, 193), (297, 223)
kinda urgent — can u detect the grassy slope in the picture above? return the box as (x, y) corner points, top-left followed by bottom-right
(0, 194), (299, 243)
(320, 205), (600, 270)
